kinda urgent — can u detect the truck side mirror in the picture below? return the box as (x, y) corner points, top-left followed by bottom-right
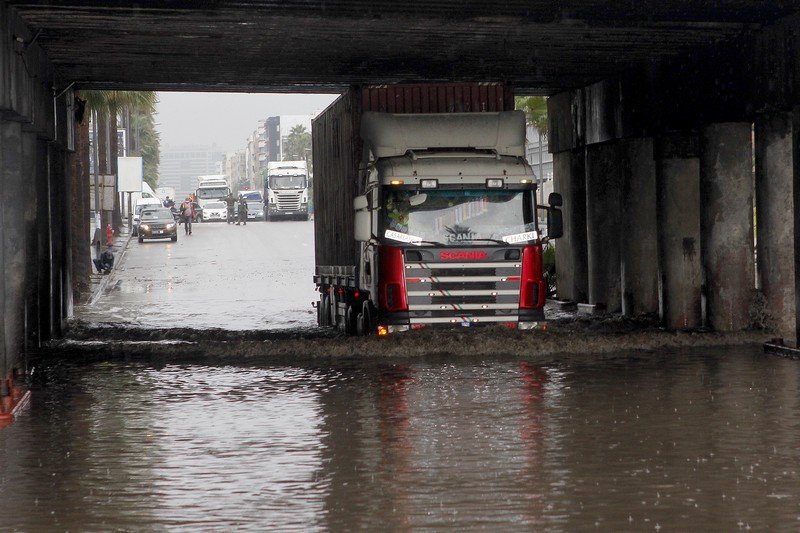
(354, 195), (371, 242)
(547, 206), (563, 239)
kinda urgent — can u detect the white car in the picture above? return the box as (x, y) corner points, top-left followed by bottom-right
(202, 201), (228, 222)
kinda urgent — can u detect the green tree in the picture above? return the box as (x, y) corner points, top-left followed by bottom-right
(283, 124), (312, 165)
(515, 96), (548, 136)
(83, 91), (159, 228)
(129, 110), (161, 190)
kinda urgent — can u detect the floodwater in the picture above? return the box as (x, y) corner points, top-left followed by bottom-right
(2, 345), (800, 530)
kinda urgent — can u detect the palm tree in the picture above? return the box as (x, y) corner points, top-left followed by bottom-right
(515, 96), (548, 136)
(69, 90), (158, 303)
(83, 91), (158, 230)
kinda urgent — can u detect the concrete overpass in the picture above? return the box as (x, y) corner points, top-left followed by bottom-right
(1, 1), (800, 393)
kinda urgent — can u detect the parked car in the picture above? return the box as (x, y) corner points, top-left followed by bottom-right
(202, 201), (227, 222)
(137, 208), (178, 242)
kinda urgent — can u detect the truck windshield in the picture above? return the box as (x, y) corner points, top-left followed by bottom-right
(196, 187), (228, 199)
(382, 189), (535, 246)
(269, 175), (306, 190)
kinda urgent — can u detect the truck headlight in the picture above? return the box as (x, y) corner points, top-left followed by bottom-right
(140, 224), (150, 231)
(165, 223), (175, 230)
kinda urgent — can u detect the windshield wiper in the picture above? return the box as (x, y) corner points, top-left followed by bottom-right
(456, 237), (508, 245)
(413, 240), (448, 246)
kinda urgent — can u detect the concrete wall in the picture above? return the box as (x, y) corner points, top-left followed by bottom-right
(1, 3), (74, 392)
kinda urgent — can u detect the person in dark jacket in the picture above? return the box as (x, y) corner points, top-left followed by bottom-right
(92, 246), (115, 274)
(224, 193), (236, 224)
(236, 194), (248, 225)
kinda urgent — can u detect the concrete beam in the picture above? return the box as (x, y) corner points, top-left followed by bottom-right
(755, 112), (797, 339)
(620, 138), (659, 315)
(0, 3), (57, 138)
(701, 123), (755, 331)
(585, 142), (623, 312)
(657, 133), (703, 329)
(552, 148), (588, 303)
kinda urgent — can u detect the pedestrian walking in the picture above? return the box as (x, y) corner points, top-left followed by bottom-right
(236, 194), (248, 225)
(180, 197), (195, 235)
(105, 223), (114, 246)
(224, 192), (236, 224)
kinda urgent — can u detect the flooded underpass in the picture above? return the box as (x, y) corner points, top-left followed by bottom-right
(5, 207), (796, 531)
(2, 345), (800, 530)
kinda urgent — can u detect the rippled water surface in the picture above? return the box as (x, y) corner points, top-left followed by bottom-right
(2, 345), (800, 530)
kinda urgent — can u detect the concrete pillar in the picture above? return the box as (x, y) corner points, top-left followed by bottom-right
(701, 123), (755, 331)
(657, 134), (703, 329)
(0, 120), (6, 393)
(620, 138), (659, 315)
(552, 149), (588, 303)
(585, 142), (623, 312)
(2, 121), (26, 369)
(22, 132), (38, 352)
(36, 139), (53, 343)
(755, 112), (798, 339)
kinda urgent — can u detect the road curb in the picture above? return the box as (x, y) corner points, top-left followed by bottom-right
(88, 227), (134, 306)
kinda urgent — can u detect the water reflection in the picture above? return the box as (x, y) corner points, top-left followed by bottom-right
(2, 346), (800, 530)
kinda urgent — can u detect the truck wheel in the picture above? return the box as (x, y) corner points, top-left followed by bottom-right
(171, 235), (177, 242)
(138, 236), (144, 243)
(345, 305), (358, 336)
(361, 302), (373, 336)
(356, 310), (366, 336)
(319, 294), (331, 327)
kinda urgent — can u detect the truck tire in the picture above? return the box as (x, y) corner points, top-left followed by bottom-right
(356, 309), (366, 336)
(138, 236), (144, 243)
(360, 302), (373, 336)
(345, 305), (358, 336)
(319, 294), (331, 327)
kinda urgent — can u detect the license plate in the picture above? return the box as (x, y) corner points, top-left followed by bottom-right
(154, 230), (163, 234)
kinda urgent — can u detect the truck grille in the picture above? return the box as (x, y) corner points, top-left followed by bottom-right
(403, 251), (523, 325)
(276, 192), (302, 211)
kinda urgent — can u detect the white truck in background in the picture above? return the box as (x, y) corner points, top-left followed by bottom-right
(195, 177), (231, 222)
(265, 161), (309, 220)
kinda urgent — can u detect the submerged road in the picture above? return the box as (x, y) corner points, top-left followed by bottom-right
(3, 347), (800, 530)
(78, 219), (318, 330)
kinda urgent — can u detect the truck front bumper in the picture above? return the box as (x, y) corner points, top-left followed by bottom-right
(377, 308), (546, 331)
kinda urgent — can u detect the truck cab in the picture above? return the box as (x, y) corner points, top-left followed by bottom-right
(265, 161), (309, 220)
(335, 111), (562, 334)
(195, 180), (231, 221)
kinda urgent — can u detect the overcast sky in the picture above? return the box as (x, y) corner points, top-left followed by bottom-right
(155, 92), (338, 152)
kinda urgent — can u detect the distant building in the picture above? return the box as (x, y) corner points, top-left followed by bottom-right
(264, 114), (314, 161)
(223, 150), (247, 192)
(158, 144), (225, 199)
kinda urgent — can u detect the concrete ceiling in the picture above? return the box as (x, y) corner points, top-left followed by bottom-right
(6, 1), (799, 94)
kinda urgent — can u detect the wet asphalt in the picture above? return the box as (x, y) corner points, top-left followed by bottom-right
(77, 218), (318, 330)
